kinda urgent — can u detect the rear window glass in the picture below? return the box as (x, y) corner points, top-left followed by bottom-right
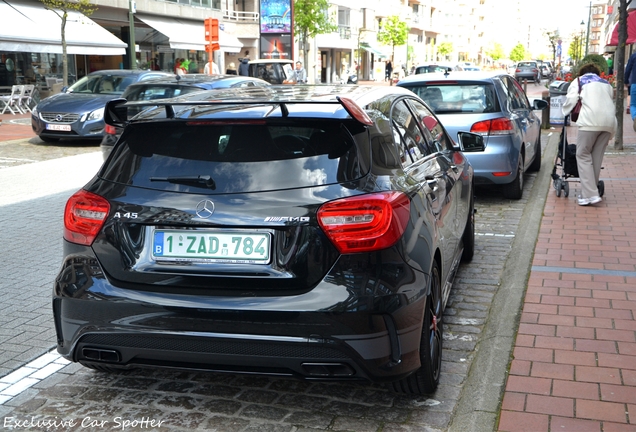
(402, 83), (500, 114)
(100, 121), (365, 194)
(124, 85), (202, 101)
(517, 62), (536, 68)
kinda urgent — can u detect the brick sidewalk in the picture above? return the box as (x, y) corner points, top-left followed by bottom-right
(0, 112), (35, 141)
(498, 114), (636, 430)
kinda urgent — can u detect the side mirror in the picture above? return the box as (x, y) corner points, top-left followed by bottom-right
(457, 132), (485, 152)
(533, 99), (548, 110)
(104, 98), (128, 128)
(61, 86), (68, 93)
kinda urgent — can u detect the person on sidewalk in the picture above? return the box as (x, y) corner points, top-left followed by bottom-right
(295, 61), (307, 84)
(562, 62), (617, 206)
(625, 51), (636, 128)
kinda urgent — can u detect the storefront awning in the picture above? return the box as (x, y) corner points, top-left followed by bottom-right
(136, 14), (243, 53)
(0, 0), (127, 55)
(607, 10), (636, 47)
(360, 43), (387, 58)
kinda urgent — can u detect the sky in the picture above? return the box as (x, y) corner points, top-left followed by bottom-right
(533, 0), (598, 37)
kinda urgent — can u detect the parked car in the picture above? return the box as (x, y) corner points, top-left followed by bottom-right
(248, 59), (296, 84)
(100, 74), (271, 160)
(397, 71), (548, 199)
(31, 69), (171, 142)
(514, 61), (540, 83)
(413, 63), (456, 74)
(54, 84), (485, 395)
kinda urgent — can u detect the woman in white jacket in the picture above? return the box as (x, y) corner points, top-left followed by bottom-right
(562, 63), (617, 206)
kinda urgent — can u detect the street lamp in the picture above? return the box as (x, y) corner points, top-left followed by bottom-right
(579, 20), (585, 62)
(585, 1), (591, 56)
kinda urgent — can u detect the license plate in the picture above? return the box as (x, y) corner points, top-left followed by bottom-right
(153, 230), (270, 263)
(46, 124), (71, 131)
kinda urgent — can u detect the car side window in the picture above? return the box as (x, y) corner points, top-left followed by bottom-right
(391, 100), (428, 168)
(503, 76), (527, 110)
(407, 99), (453, 153)
(509, 78), (531, 109)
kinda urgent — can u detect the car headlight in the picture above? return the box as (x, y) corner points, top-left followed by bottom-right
(87, 108), (104, 122)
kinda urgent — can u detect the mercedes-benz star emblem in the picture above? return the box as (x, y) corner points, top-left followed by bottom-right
(195, 200), (215, 219)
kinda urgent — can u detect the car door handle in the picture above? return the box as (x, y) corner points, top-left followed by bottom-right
(425, 175), (439, 190)
(450, 164), (459, 173)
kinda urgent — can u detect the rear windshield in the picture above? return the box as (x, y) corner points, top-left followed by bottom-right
(401, 83), (500, 114)
(517, 62), (536, 68)
(100, 121), (365, 193)
(124, 85), (203, 101)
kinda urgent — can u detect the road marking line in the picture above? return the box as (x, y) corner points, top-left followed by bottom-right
(0, 349), (68, 405)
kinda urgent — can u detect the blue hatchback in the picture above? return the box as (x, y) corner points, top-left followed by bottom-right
(31, 69), (171, 142)
(398, 71), (548, 199)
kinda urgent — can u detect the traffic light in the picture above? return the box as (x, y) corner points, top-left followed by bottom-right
(205, 18), (219, 42)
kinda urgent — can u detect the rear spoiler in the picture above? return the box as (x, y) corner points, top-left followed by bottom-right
(103, 96), (373, 129)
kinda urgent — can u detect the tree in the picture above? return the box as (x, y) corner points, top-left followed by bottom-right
(377, 15), (409, 64)
(509, 44), (526, 63)
(485, 43), (505, 62)
(437, 42), (453, 61)
(614, 0), (633, 151)
(294, 0), (337, 74)
(544, 30), (559, 65)
(40, 0), (97, 87)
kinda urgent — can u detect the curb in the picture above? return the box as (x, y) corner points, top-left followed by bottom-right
(448, 130), (559, 432)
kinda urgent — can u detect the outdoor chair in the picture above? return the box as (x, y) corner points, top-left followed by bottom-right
(19, 84), (35, 113)
(0, 85), (24, 115)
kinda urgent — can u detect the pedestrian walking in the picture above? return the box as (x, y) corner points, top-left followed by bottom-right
(385, 60), (392, 81)
(204, 60), (220, 75)
(562, 62), (617, 206)
(625, 51), (636, 127)
(238, 51), (250, 76)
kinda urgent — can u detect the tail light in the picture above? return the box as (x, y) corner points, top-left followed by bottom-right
(64, 190), (110, 246)
(104, 124), (117, 135)
(317, 191), (410, 254)
(470, 117), (514, 136)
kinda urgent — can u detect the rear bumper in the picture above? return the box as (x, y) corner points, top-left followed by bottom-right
(465, 136), (519, 185)
(53, 250), (430, 383)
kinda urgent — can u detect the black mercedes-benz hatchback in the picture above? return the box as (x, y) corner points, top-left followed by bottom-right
(53, 85), (484, 395)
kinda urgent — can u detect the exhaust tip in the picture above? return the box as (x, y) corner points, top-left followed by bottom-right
(82, 347), (121, 363)
(301, 363), (355, 377)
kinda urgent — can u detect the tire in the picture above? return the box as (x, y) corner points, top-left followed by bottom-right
(528, 139), (541, 172)
(461, 194), (475, 263)
(564, 182), (569, 197)
(40, 136), (60, 143)
(555, 178), (562, 197)
(503, 154), (524, 200)
(598, 180), (604, 197)
(389, 260), (443, 395)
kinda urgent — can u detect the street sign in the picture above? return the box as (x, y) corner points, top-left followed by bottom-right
(205, 18), (219, 42)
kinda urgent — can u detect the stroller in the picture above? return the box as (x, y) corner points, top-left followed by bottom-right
(551, 114), (604, 198)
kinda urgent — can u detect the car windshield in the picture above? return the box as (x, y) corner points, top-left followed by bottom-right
(401, 83), (500, 114)
(67, 74), (135, 95)
(100, 121), (365, 193)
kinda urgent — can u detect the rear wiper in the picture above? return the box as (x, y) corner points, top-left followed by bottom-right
(150, 175), (216, 189)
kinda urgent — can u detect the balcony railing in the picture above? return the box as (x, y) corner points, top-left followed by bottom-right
(339, 25), (351, 39)
(223, 10), (259, 22)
